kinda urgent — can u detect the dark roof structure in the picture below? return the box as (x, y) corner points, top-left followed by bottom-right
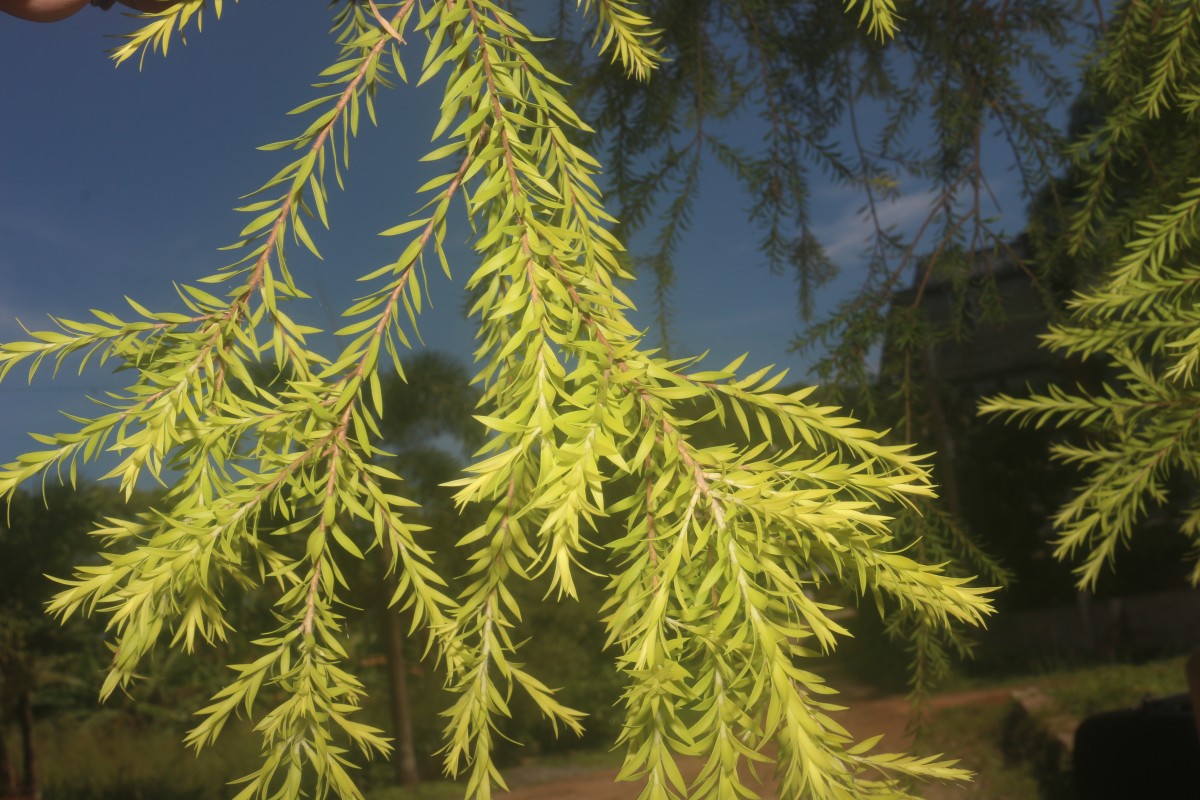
(890, 249), (1062, 391)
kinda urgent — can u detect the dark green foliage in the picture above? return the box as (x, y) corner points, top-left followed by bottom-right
(983, 0), (1200, 590)
(0, 486), (147, 714)
(553, 0), (1078, 367)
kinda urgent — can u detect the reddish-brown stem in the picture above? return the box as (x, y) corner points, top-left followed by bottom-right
(368, 0), (408, 43)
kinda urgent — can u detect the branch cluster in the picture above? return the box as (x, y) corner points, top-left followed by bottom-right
(0, 3), (995, 798)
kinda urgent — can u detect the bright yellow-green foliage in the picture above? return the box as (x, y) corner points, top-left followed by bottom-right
(843, 0), (903, 40)
(982, 0), (1200, 589)
(0, 2), (991, 798)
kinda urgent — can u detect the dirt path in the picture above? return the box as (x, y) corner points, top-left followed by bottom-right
(497, 686), (1015, 800)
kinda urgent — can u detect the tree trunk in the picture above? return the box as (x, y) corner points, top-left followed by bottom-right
(1187, 647), (1200, 743)
(381, 608), (420, 787)
(0, 708), (18, 798)
(17, 691), (37, 800)
(922, 346), (963, 518)
(378, 545), (420, 788)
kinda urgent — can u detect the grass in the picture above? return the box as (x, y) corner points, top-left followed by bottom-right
(9, 709), (618, 800)
(1034, 656), (1188, 718)
(10, 656), (1191, 800)
(913, 654), (1192, 800)
(31, 714), (260, 800)
(359, 747), (624, 800)
(919, 702), (1043, 800)
(365, 782), (467, 800)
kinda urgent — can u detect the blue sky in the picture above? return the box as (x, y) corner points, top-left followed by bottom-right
(0, 2), (1054, 469)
